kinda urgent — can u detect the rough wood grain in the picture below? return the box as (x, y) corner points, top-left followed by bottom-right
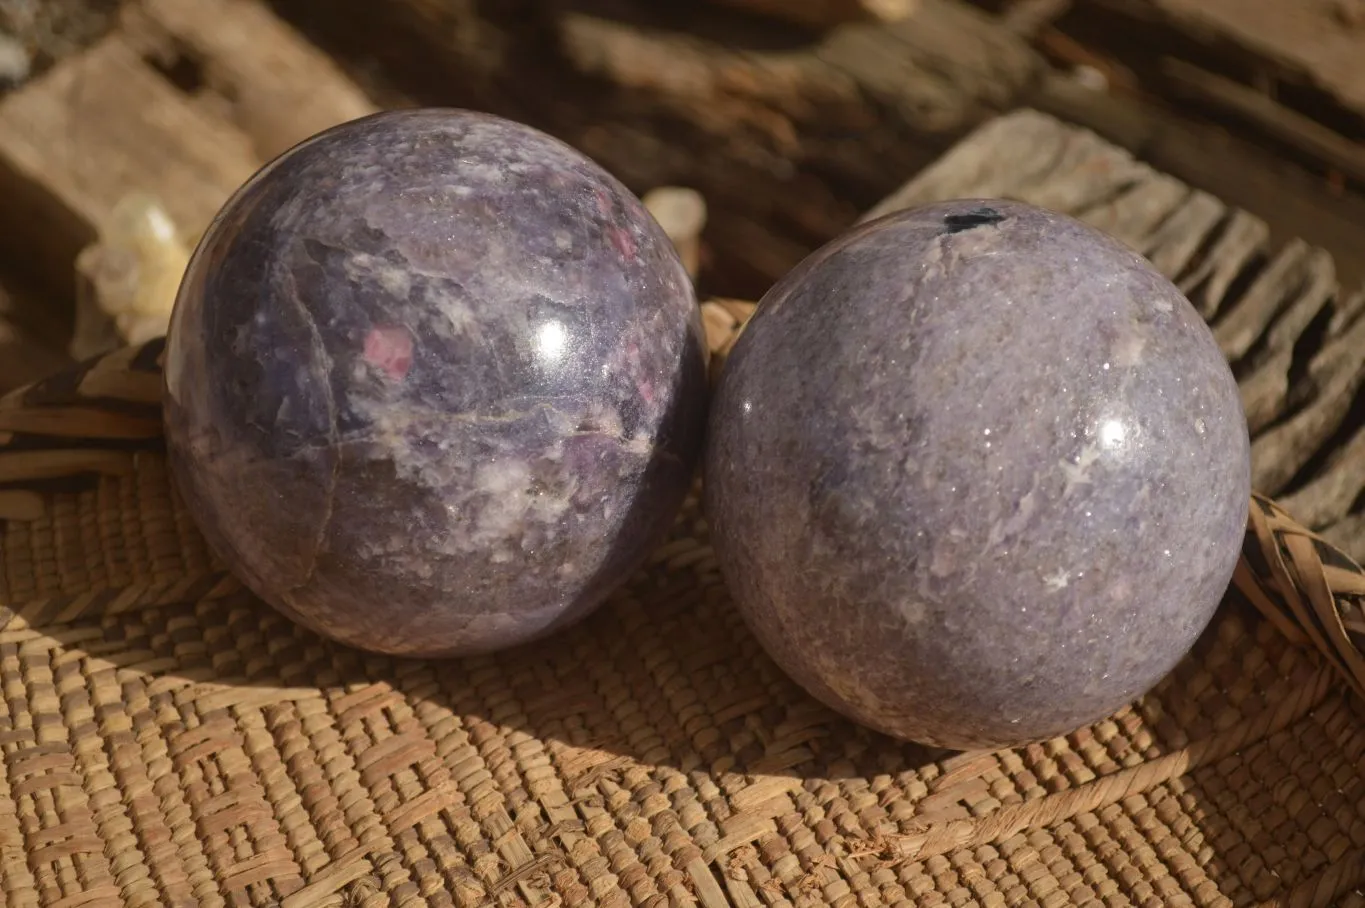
(1026, 70), (1365, 294)
(1159, 57), (1365, 189)
(0, 32), (259, 347)
(0, 0), (378, 365)
(999, 0), (1365, 220)
(997, 0), (1072, 35)
(119, 0), (378, 161)
(271, 0), (1042, 298)
(869, 109), (1365, 562)
(0, 32), (259, 252)
(704, 0), (917, 28)
(1080, 0), (1365, 124)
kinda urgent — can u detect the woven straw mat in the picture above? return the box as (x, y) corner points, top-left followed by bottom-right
(1, 313), (1364, 908)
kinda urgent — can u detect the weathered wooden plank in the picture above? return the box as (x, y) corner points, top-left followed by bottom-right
(119, 0), (378, 161)
(704, 0), (915, 28)
(1159, 58), (1365, 190)
(1082, 0), (1365, 123)
(0, 0), (378, 364)
(1026, 70), (1365, 295)
(0, 31), (260, 354)
(271, 0), (1043, 297)
(995, 0), (1072, 35)
(868, 108), (1365, 561)
(992, 0), (1365, 281)
(0, 32), (259, 256)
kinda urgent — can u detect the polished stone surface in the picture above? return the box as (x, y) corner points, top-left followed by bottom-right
(165, 109), (709, 658)
(704, 199), (1251, 750)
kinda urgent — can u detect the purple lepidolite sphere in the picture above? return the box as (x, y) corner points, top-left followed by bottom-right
(704, 199), (1250, 751)
(163, 109), (708, 658)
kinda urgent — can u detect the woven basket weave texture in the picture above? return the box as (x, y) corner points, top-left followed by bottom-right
(1, 113), (1365, 908)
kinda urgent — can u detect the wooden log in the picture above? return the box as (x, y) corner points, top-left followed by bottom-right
(118, 0), (378, 161)
(0, 0), (378, 362)
(867, 109), (1365, 562)
(1077, 0), (1365, 124)
(703, 0), (917, 28)
(270, 0), (1043, 298)
(1158, 57), (1365, 190)
(0, 32), (260, 354)
(1015, 0), (1365, 210)
(1027, 70), (1365, 293)
(996, 0), (1072, 35)
(0, 32), (259, 266)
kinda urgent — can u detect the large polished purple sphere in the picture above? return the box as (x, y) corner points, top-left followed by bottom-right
(164, 109), (708, 658)
(705, 199), (1250, 751)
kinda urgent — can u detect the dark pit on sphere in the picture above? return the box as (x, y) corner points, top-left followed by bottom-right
(703, 198), (1251, 751)
(164, 108), (709, 658)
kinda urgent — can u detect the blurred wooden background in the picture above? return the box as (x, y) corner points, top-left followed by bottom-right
(3, 0), (1364, 369)
(2, 0), (1364, 552)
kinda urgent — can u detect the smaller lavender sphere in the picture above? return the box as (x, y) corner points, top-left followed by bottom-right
(704, 199), (1251, 751)
(164, 109), (708, 658)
